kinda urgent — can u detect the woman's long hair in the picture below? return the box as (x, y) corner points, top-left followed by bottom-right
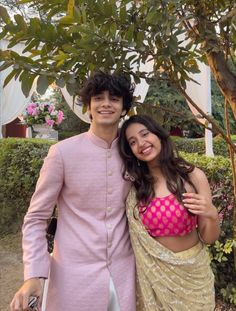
(118, 115), (197, 206)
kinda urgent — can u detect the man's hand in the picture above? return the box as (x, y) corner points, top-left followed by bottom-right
(10, 278), (43, 311)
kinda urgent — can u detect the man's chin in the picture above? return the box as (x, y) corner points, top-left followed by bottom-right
(97, 119), (120, 127)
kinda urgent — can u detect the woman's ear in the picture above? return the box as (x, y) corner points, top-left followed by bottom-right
(121, 110), (126, 118)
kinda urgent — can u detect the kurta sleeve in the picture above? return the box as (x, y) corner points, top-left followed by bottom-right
(22, 144), (64, 280)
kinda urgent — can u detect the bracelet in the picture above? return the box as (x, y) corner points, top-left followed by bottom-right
(198, 231), (207, 244)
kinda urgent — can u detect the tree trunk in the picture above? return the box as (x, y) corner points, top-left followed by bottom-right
(206, 51), (236, 119)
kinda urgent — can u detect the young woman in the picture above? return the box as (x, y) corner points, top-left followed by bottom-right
(119, 115), (220, 311)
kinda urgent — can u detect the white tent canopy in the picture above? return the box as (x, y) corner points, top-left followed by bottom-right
(0, 39), (37, 138)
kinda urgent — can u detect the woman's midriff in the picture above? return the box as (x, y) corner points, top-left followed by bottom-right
(154, 229), (199, 253)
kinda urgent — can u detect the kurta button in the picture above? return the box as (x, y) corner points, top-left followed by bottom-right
(107, 242), (112, 248)
(107, 188), (113, 194)
(107, 260), (112, 266)
(108, 170), (113, 176)
(107, 207), (112, 213)
(107, 224), (112, 230)
(107, 152), (112, 158)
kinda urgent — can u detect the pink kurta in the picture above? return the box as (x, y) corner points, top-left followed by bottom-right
(22, 129), (136, 311)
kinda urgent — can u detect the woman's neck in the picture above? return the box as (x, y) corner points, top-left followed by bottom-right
(148, 165), (166, 185)
(148, 163), (162, 177)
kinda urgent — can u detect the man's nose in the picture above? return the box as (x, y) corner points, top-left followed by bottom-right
(101, 97), (112, 106)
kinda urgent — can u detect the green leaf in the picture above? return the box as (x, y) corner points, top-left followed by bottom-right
(37, 75), (49, 95)
(59, 15), (75, 25)
(110, 22), (117, 37)
(23, 39), (39, 53)
(14, 14), (27, 31)
(82, 104), (87, 114)
(125, 24), (135, 42)
(119, 5), (127, 23)
(56, 77), (66, 88)
(3, 69), (17, 88)
(29, 18), (41, 34)
(0, 5), (11, 24)
(81, 5), (87, 23)
(20, 71), (36, 97)
(66, 80), (77, 95)
(146, 10), (159, 25)
(0, 28), (7, 40)
(18, 0), (34, 3)
(0, 62), (12, 72)
(61, 44), (79, 54)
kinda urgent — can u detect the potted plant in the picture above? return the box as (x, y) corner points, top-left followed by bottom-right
(21, 102), (64, 140)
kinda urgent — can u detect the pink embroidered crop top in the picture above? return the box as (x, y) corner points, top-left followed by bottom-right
(139, 194), (197, 237)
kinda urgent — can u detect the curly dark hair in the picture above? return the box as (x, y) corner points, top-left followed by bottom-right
(118, 114), (197, 205)
(78, 71), (134, 115)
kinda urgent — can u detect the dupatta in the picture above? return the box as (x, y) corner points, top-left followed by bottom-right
(126, 188), (215, 311)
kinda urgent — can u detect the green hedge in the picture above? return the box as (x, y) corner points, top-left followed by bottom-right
(0, 138), (54, 234)
(58, 130), (79, 141)
(173, 135), (236, 156)
(0, 138), (235, 304)
(182, 151), (235, 304)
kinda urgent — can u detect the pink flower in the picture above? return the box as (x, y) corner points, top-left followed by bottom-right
(57, 110), (64, 124)
(27, 103), (37, 115)
(48, 105), (55, 113)
(23, 101), (64, 127)
(46, 119), (55, 126)
(31, 107), (39, 116)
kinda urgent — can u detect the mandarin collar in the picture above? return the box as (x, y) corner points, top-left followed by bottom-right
(87, 128), (118, 149)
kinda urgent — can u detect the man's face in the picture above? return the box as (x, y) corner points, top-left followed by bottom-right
(88, 91), (125, 128)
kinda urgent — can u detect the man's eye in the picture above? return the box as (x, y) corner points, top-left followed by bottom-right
(94, 95), (102, 100)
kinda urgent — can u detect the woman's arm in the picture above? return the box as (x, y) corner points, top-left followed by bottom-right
(182, 167), (220, 244)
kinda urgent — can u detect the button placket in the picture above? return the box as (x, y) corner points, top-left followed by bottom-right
(106, 149), (114, 263)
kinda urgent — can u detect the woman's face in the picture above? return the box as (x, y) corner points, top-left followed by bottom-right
(125, 122), (161, 166)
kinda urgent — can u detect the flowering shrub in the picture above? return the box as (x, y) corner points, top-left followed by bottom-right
(21, 102), (64, 127)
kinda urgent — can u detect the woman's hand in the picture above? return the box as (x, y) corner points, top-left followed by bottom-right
(182, 192), (218, 220)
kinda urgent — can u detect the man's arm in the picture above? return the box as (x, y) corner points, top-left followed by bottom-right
(10, 144), (64, 311)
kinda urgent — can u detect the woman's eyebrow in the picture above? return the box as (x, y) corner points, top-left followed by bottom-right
(127, 128), (148, 142)
(138, 128), (148, 134)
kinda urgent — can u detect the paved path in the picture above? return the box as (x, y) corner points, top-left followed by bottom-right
(0, 234), (23, 311)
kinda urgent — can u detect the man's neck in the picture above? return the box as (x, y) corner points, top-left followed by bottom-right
(90, 123), (119, 147)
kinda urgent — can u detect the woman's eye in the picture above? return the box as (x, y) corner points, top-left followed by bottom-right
(129, 140), (135, 146)
(142, 131), (149, 137)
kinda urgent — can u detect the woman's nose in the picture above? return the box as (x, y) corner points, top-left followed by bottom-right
(137, 138), (145, 147)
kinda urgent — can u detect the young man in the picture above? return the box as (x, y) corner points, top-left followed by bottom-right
(10, 71), (136, 311)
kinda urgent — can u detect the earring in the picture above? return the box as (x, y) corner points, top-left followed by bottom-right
(137, 159), (140, 167)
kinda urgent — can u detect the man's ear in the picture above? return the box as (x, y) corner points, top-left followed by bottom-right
(86, 105), (93, 121)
